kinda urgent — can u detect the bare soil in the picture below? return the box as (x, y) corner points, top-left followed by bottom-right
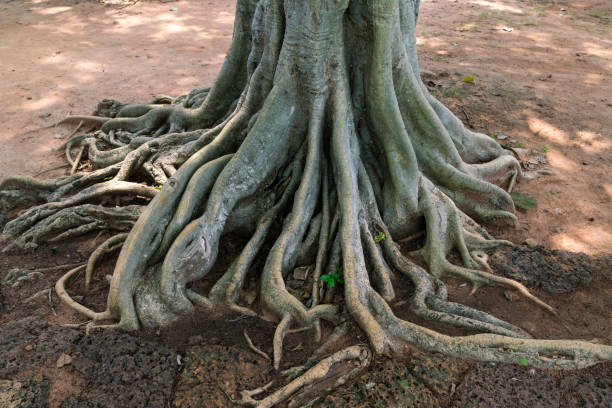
(0, 0), (610, 406)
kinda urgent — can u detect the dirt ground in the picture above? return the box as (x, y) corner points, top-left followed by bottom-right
(0, 0), (611, 407)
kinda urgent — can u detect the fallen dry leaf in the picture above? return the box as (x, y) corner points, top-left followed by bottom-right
(56, 353), (72, 368)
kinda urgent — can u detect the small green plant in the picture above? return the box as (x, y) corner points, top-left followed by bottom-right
(476, 11), (489, 20)
(104, 176), (113, 181)
(154, 185), (162, 190)
(537, 145), (549, 153)
(490, 134), (496, 139)
(374, 231), (386, 242)
(320, 265), (344, 288)
(503, 140), (524, 148)
(463, 75), (474, 83)
(518, 357), (528, 366)
(588, 9), (607, 19)
(442, 86), (468, 99)
(510, 192), (537, 210)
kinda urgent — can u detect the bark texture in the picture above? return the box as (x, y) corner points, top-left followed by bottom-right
(2, 0), (611, 404)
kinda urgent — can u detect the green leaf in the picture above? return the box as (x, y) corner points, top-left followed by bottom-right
(103, 176), (113, 181)
(154, 185), (162, 190)
(463, 75), (474, 82)
(374, 231), (386, 243)
(321, 274), (335, 287)
(518, 357), (528, 366)
(510, 192), (537, 210)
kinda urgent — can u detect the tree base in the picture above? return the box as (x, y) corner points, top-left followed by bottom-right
(1, 0), (611, 405)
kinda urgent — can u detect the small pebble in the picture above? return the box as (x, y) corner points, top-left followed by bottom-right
(524, 238), (537, 248)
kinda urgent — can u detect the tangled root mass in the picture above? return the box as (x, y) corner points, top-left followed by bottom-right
(1, 0), (610, 405)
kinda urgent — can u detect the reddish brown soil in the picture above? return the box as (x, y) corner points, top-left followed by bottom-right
(0, 0), (611, 407)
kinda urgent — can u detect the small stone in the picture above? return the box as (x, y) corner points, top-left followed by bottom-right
(522, 172), (539, 180)
(513, 147), (530, 160)
(554, 208), (563, 215)
(38, 112), (51, 118)
(554, 226), (566, 233)
(524, 238), (537, 248)
(293, 267), (309, 280)
(24, 344), (34, 351)
(582, 161), (589, 165)
(503, 291), (513, 301)
(188, 335), (203, 345)
(496, 134), (508, 140)
(365, 382), (376, 390)
(537, 168), (552, 175)
(534, 154), (548, 164)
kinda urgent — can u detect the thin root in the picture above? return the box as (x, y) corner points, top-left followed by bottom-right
(244, 329), (272, 361)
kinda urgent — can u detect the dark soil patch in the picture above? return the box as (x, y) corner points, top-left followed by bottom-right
(173, 344), (274, 408)
(490, 245), (610, 294)
(559, 363), (612, 408)
(62, 330), (178, 408)
(0, 316), (82, 378)
(452, 362), (560, 407)
(318, 357), (440, 408)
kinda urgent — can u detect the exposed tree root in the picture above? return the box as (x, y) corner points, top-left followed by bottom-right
(234, 345), (371, 408)
(244, 329), (271, 361)
(2, 0), (611, 404)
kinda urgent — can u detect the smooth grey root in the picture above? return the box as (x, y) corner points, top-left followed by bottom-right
(2, 0), (611, 402)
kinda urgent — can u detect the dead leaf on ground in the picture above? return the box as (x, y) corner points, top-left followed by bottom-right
(56, 353), (72, 368)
